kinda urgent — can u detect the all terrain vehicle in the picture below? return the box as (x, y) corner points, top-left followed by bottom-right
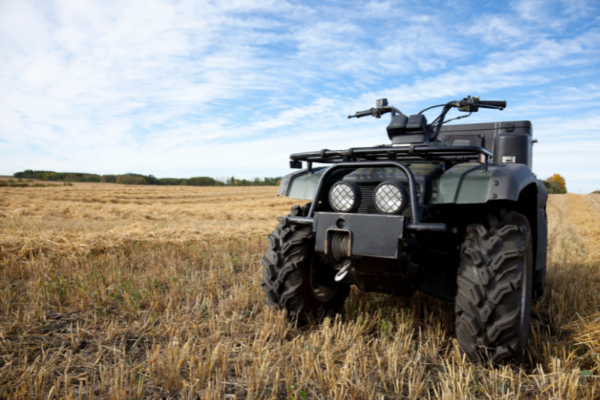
(261, 96), (548, 363)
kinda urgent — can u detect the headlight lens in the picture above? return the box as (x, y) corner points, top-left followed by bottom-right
(374, 181), (409, 215)
(329, 182), (360, 213)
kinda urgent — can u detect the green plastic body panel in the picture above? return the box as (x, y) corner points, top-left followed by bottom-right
(287, 170), (323, 200)
(432, 162), (537, 204)
(431, 163), (491, 204)
(287, 168), (355, 201)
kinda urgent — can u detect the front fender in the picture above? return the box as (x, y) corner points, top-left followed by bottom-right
(277, 168), (325, 200)
(487, 163), (538, 202)
(278, 167), (355, 201)
(432, 162), (537, 204)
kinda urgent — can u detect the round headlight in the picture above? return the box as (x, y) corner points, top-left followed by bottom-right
(374, 181), (409, 215)
(329, 181), (361, 213)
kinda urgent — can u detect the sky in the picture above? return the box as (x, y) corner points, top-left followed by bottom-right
(1, 0), (599, 193)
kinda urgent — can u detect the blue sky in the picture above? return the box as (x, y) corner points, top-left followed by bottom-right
(1, 0), (599, 192)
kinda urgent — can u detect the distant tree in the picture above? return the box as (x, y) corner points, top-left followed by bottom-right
(101, 175), (117, 183)
(263, 177), (281, 186)
(158, 178), (186, 185)
(43, 172), (57, 181)
(145, 174), (160, 185)
(542, 174), (567, 194)
(116, 174), (147, 185)
(114, 173), (163, 185)
(186, 176), (219, 186)
(548, 174), (566, 192)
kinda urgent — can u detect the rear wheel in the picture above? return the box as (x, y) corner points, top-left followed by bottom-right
(261, 207), (350, 323)
(455, 210), (533, 363)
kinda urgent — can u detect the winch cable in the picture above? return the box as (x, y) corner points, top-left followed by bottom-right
(330, 232), (351, 261)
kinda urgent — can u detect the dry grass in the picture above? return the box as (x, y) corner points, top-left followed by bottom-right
(1, 185), (600, 399)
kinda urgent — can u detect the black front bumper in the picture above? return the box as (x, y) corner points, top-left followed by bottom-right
(314, 212), (404, 259)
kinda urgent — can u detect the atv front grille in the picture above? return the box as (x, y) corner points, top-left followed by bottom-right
(357, 183), (420, 218)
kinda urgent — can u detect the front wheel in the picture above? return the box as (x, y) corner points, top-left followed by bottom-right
(261, 212), (349, 323)
(455, 210), (533, 363)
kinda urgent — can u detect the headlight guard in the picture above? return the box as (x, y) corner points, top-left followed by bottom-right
(374, 181), (409, 215)
(328, 181), (361, 213)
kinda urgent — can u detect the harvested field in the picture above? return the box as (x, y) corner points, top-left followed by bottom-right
(1, 185), (600, 399)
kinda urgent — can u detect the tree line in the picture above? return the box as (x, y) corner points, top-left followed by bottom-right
(13, 170), (281, 186)
(13, 170), (571, 192)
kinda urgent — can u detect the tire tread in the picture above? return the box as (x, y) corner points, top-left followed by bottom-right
(455, 210), (533, 363)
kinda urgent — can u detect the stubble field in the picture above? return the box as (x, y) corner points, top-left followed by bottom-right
(1, 184), (600, 399)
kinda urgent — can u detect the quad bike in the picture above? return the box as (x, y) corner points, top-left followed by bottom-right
(261, 96), (548, 363)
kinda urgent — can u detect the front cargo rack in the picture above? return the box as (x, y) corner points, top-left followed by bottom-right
(290, 144), (492, 166)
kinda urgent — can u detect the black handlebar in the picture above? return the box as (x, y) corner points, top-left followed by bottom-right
(454, 96), (506, 111)
(431, 96), (506, 141)
(348, 109), (375, 119)
(348, 96), (506, 142)
(479, 100), (507, 108)
(348, 104), (404, 119)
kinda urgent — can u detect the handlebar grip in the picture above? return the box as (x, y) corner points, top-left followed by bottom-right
(348, 109), (375, 119)
(479, 100), (506, 108)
